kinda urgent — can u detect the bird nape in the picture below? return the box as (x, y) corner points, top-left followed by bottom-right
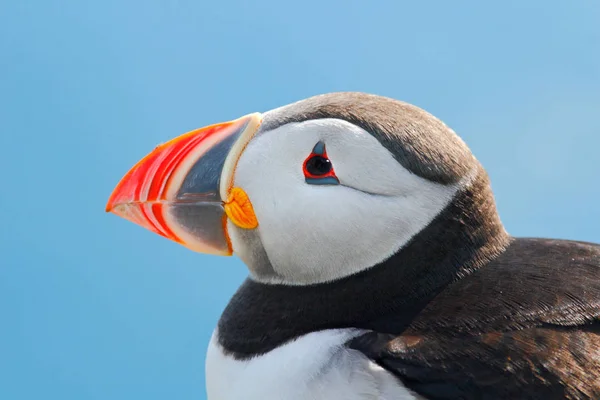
(106, 92), (600, 400)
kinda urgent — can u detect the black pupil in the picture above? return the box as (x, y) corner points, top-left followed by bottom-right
(306, 155), (332, 176)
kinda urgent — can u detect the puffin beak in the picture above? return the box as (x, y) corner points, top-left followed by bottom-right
(106, 113), (262, 256)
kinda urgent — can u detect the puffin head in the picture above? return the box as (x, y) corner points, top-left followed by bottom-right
(107, 92), (502, 286)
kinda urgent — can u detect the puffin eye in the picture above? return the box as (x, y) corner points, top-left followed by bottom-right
(305, 155), (332, 176)
(303, 141), (339, 185)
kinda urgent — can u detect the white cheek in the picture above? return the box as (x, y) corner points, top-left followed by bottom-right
(232, 119), (469, 285)
(258, 181), (457, 284)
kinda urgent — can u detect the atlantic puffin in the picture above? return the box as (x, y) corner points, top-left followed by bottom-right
(106, 92), (600, 400)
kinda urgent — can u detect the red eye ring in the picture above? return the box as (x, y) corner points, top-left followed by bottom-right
(303, 142), (339, 184)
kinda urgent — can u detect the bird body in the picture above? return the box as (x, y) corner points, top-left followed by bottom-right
(107, 92), (600, 399)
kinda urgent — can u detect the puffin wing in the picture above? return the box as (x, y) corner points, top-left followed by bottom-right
(350, 238), (600, 399)
(349, 322), (600, 400)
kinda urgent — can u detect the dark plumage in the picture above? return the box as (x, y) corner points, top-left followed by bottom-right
(350, 238), (600, 400)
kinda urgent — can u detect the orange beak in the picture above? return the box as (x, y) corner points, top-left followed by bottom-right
(106, 113), (262, 256)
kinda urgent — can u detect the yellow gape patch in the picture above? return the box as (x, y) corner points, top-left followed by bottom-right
(224, 187), (258, 230)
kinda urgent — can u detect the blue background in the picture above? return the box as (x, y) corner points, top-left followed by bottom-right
(2, 1), (599, 399)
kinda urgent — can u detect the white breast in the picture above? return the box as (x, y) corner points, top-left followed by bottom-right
(205, 328), (423, 400)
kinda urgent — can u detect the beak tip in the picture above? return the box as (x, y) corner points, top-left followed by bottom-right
(105, 192), (122, 213)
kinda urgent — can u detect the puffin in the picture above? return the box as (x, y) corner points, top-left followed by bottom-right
(106, 92), (600, 400)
